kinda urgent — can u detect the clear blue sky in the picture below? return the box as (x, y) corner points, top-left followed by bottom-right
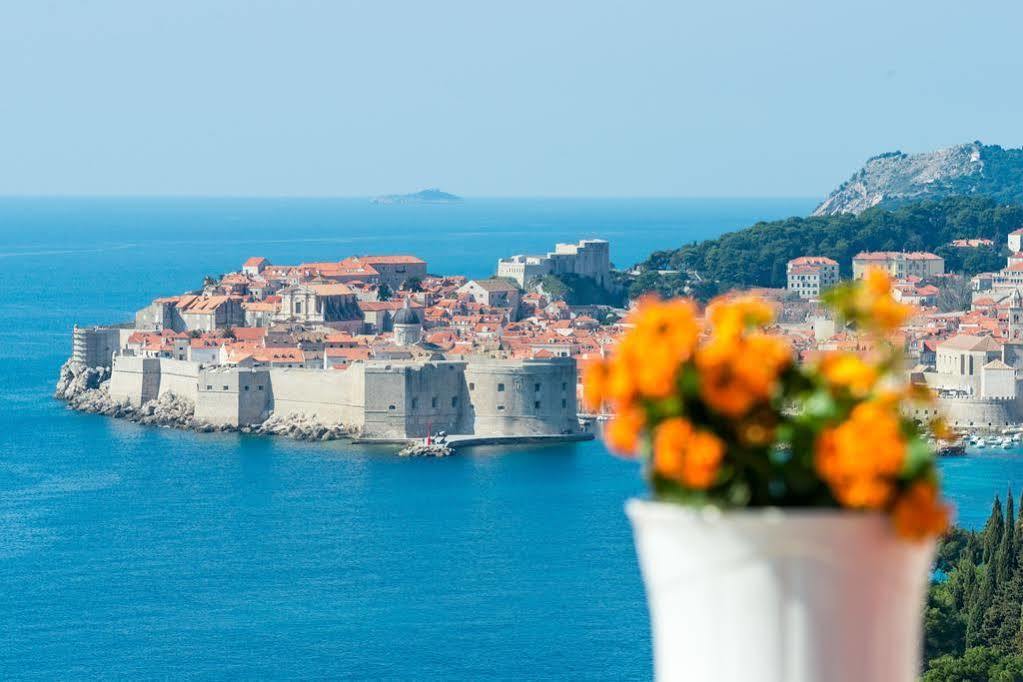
(2, 0), (1022, 198)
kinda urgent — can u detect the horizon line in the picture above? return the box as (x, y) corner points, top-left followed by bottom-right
(0, 193), (821, 201)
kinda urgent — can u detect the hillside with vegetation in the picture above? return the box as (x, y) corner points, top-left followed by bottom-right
(814, 142), (1023, 216)
(923, 494), (1023, 680)
(635, 197), (1022, 292)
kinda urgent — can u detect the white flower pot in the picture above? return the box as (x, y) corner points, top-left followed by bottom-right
(626, 499), (936, 682)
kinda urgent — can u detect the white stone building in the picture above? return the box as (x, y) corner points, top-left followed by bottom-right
(785, 256), (839, 299)
(496, 239), (611, 288)
(852, 252), (944, 280)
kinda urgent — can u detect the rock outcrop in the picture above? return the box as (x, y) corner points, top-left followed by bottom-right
(813, 142), (1023, 216)
(54, 360), (110, 401)
(398, 441), (454, 457)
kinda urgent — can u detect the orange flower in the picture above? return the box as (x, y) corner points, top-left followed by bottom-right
(891, 481), (951, 541)
(863, 267), (893, 297)
(604, 353), (637, 407)
(604, 407), (645, 456)
(696, 332), (790, 418)
(618, 297), (700, 398)
(581, 361), (608, 411)
(855, 267), (914, 333)
(630, 297), (700, 353)
(707, 295), (774, 338)
(930, 417), (954, 442)
(869, 295), (914, 332)
(819, 352), (878, 397)
(815, 401), (906, 508)
(653, 417), (725, 489)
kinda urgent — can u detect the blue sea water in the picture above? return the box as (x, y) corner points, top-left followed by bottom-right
(0, 197), (1010, 679)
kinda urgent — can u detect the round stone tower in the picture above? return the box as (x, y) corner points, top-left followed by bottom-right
(393, 299), (422, 346)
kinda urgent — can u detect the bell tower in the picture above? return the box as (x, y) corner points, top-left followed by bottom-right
(1010, 289), (1023, 343)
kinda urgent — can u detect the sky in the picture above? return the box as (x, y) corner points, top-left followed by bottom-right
(2, 0), (1023, 198)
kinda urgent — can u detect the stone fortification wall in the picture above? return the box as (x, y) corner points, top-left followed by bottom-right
(102, 355), (582, 439)
(464, 358), (578, 436)
(362, 361), (469, 438)
(158, 358), (200, 402)
(196, 367), (271, 426)
(108, 356), (162, 406)
(921, 371), (979, 394)
(72, 326), (122, 368)
(914, 396), (1023, 430)
(267, 366), (364, 425)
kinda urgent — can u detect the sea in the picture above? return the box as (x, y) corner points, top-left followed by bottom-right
(0, 197), (1013, 679)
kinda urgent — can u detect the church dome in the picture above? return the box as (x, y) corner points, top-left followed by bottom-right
(393, 302), (421, 326)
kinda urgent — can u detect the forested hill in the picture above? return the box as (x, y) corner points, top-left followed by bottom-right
(640, 197), (1023, 290)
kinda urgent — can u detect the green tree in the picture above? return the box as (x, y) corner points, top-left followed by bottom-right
(924, 646), (1023, 681)
(377, 283), (393, 301)
(936, 275), (973, 313)
(401, 277), (423, 292)
(637, 197), (1023, 290)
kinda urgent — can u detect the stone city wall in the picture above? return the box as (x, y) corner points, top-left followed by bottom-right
(464, 358), (578, 436)
(103, 355), (581, 438)
(914, 396), (1023, 430)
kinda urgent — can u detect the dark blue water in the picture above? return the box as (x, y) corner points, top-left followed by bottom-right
(0, 197), (1003, 679)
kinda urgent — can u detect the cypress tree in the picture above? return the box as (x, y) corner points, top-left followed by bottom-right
(951, 556), (977, 611)
(967, 570), (995, 647)
(1007, 490), (1017, 554)
(996, 525), (1015, 587)
(982, 497), (1005, 565)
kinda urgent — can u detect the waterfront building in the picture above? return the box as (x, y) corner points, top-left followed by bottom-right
(785, 256), (839, 300)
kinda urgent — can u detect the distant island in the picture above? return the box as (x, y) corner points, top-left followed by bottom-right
(371, 188), (462, 205)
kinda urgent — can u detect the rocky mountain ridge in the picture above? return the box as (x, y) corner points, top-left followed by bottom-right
(813, 142), (1023, 216)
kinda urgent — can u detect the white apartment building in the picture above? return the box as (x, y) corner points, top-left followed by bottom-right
(786, 256), (839, 299)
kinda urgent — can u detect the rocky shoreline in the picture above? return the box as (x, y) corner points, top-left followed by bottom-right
(54, 360), (354, 442)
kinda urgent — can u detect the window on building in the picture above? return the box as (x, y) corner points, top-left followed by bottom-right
(257, 385), (263, 391)
(497, 383), (505, 392)
(430, 396), (437, 408)
(206, 385), (212, 390)
(451, 396), (458, 407)
(295, 301), (302, 314)
(534, 383), (541, 392)
(243, 385), (249, 391)
(411, 398), (417, 409)
(497, 405), (505, 411)
(562, 399), (567, 408)
(534, 401), (541, 409)
(223, 385), (229, 391)
(388, 405), (396, 411)
(562, 382), (567, 391)
(469, 382), (475, 390)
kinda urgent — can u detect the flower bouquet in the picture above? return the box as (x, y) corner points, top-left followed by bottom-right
(584, 269), (950, 682)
